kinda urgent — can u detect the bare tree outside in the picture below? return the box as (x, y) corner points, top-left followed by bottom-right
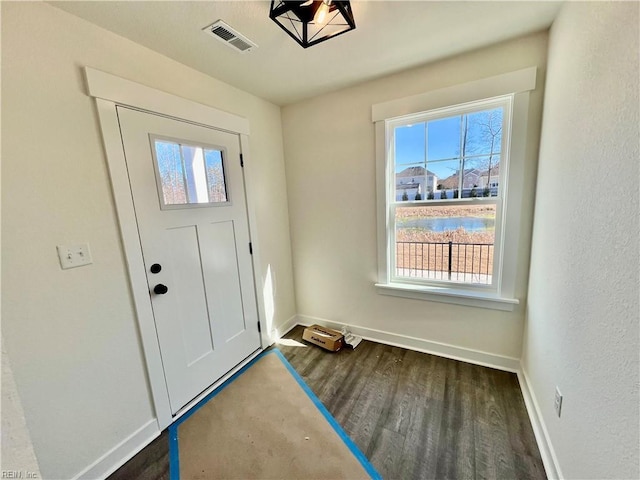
(468, 109), (503, 194)
(459, 114), (469, 191)
(156, 141), (188, 205)
(204, 150), (228, 203)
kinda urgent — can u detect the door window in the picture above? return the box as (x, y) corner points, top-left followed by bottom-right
(152, 137), (228, 208)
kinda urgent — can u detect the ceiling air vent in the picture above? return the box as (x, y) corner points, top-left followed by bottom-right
(203, 20), (257, 53)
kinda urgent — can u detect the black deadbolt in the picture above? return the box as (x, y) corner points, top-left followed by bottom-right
(150, 263), (162, 274)
(153, 284), (168, 295)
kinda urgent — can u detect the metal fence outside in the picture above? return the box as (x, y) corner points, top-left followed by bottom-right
(396, 241), (494, 284)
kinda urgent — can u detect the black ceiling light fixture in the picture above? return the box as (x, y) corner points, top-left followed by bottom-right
(269, 1), (356, 48)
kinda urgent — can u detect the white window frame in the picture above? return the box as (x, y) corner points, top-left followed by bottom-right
(387, 96), (511, 291)
(373, 67), (537, 311)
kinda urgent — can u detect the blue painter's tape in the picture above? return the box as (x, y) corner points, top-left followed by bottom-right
(168, 423), (179, 480)
(169, 348), (382, 480)
(270, 349), (382, 480)
(168, 350), (267, 479)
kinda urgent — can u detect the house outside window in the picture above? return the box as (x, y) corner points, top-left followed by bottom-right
(395, 166), (437, 201)
(373, 67), (537, 310)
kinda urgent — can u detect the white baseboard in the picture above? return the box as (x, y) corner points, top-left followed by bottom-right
(73, 316), (559, 480)
(269, 314), (299, 343)
(295, 314), (521, 372)
(73, 419), (159, 480)
(294, 314), (563, 478)
(517, 368), (563, 480)
(69, 315), (303, 479)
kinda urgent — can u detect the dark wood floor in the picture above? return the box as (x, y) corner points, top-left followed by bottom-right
(280, 326), (545, 480)
(109, 429), (169, 480)
(109, 325), (545, 479)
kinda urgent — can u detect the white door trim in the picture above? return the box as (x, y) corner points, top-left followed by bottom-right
(86, 68), (250, 135)
(86, 67), (266, 429)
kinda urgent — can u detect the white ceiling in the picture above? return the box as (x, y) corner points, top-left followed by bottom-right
(50, 1), (562, 105)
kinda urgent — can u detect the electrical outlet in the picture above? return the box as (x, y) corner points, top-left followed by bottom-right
(57, 243), (93, 269)
(554, 387), (563, 418)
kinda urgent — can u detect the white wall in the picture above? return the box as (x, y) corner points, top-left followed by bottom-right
(1, 2), (296, 478)
(1, 340), (41, 477)
(282, 32), (548, 359)
(523, 2), (639, 479)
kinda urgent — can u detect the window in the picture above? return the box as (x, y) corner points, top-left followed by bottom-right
(373, 68), (537, 310)
(152, 137), (228, 208)
(390, 97), (509, 287)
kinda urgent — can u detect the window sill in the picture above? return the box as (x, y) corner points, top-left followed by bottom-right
(375, 282), (519, 311)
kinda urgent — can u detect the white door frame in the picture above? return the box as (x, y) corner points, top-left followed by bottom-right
(85, 67), (269, 429)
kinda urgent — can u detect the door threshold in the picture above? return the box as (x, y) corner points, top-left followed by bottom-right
(171, 348), (263, 423)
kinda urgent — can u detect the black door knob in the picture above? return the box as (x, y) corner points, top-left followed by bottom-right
(150, 263), (162, 274)
(153, 284), (168, 295)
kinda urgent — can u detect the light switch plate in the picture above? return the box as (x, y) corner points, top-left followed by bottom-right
(57, 244), (92, 269)
(554, 387), (563, 418)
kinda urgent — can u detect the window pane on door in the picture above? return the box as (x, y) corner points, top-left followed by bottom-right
(204, 149), (227, 203)
(155, 141), (187, 205)
(153, 139), (228, 207)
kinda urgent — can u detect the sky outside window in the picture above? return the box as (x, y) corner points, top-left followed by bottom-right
(394, 107), (503, 182)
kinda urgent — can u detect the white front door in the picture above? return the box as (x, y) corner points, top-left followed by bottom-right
(117, 106), (261, 414)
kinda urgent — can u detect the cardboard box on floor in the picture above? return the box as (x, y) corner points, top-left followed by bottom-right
(302, 325), (344, 352)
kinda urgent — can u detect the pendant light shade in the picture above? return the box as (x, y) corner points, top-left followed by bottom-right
(269, 1), (356, 49)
